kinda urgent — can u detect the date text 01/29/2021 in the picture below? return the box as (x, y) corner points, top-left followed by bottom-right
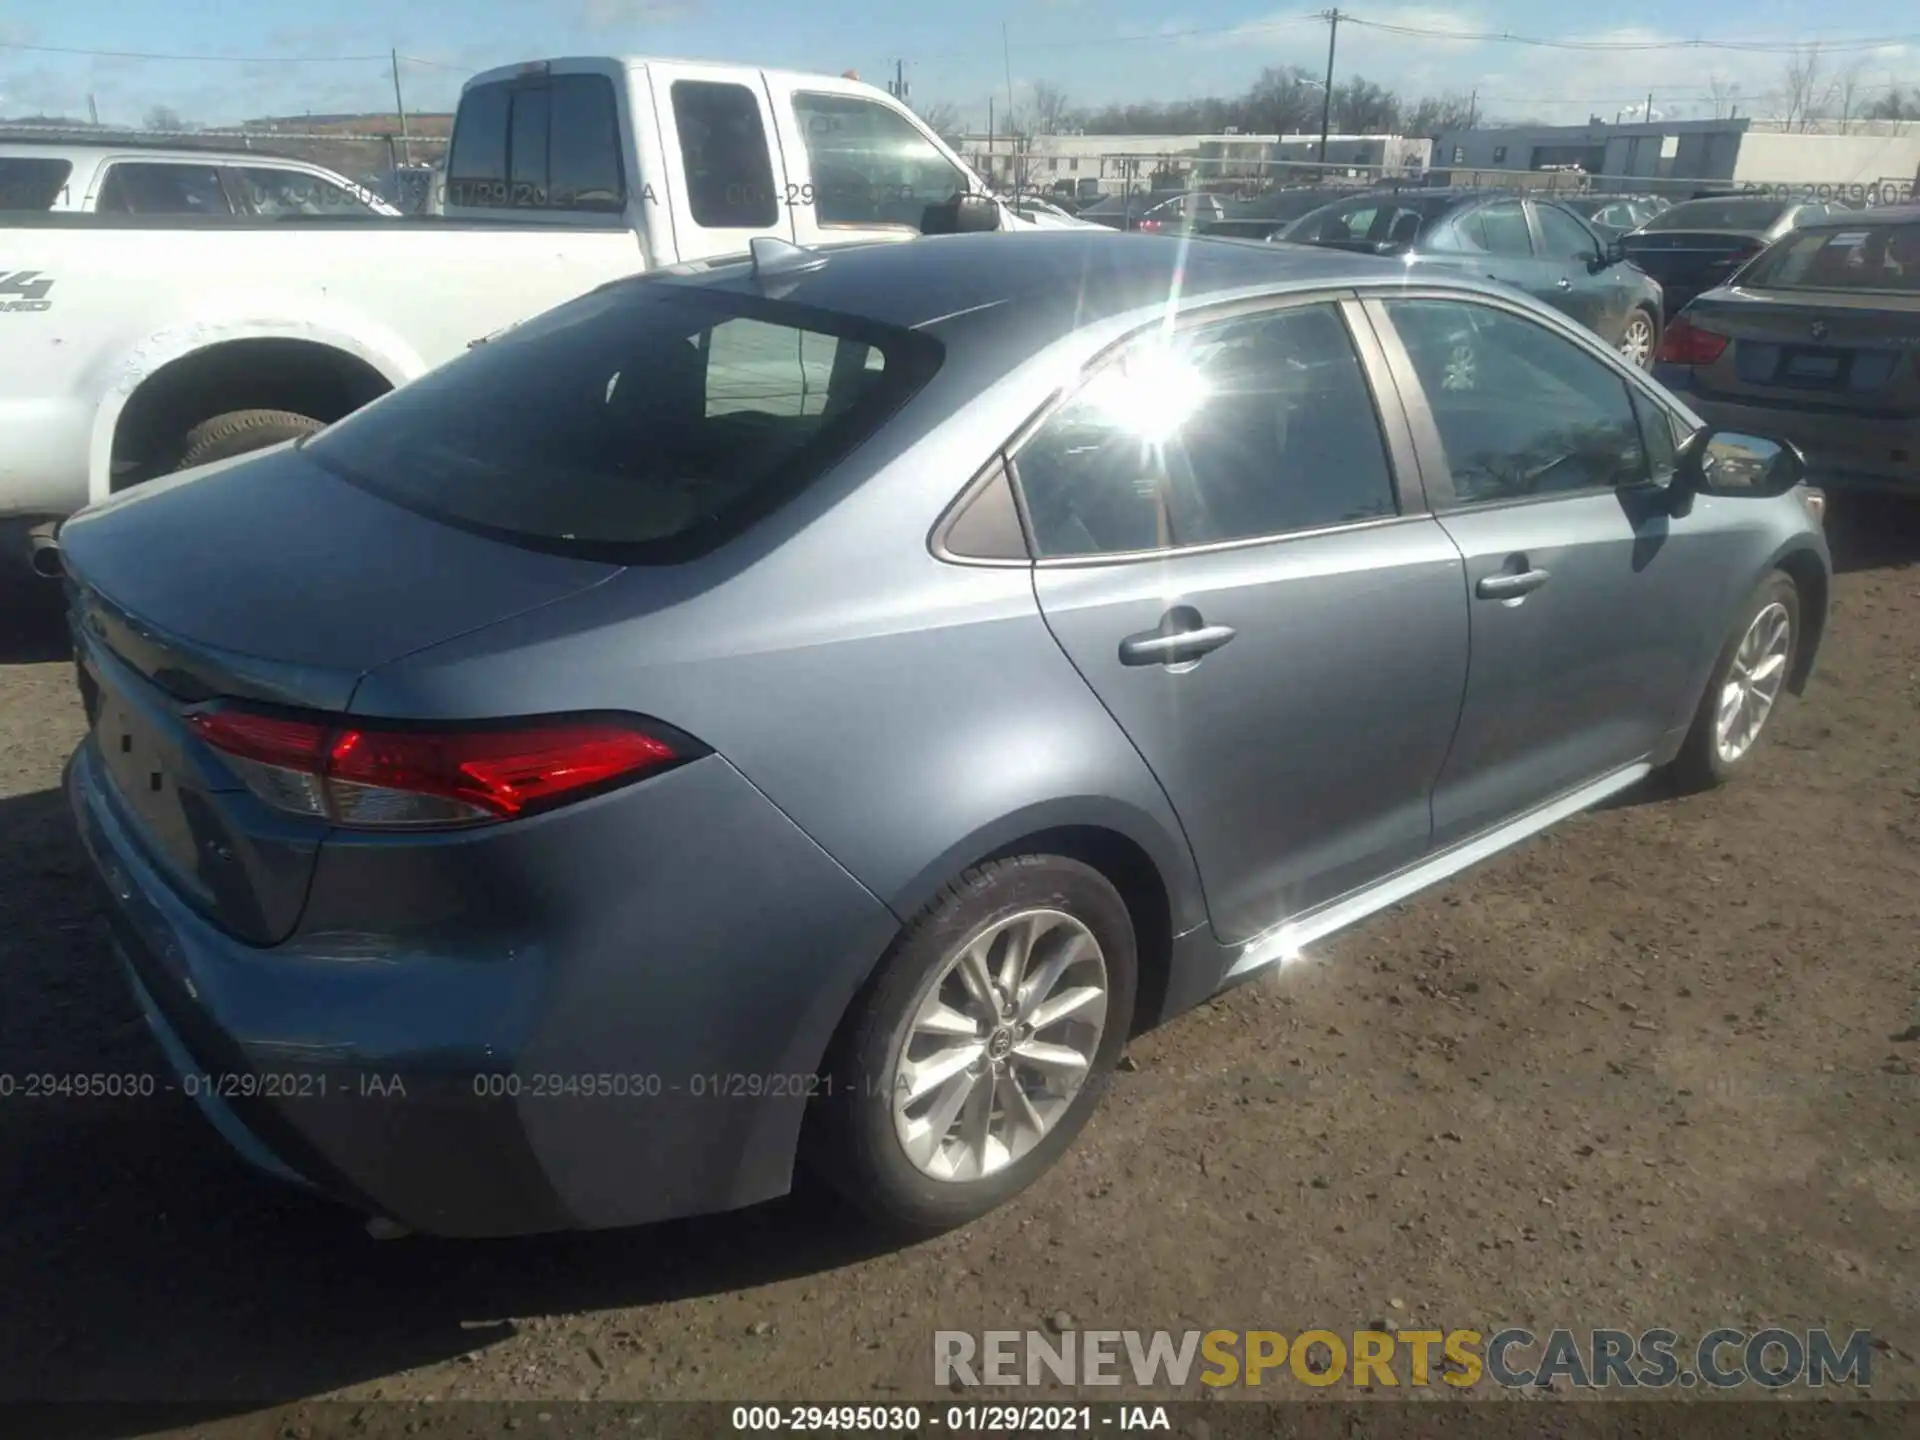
(729, 1406), (1172, 1432)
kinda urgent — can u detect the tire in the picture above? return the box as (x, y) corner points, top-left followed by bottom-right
(175, 409), (324, 472)
(809, 855), (1138, 1235)
(1670, 571), (1800, 793)
(1618, 306), (1659, 370)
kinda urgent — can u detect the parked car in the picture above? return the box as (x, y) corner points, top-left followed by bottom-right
(0, 140), (398, 218)
(0, 56), (1031, 576)
(1280, 189), (1666, 366)
(1654, 205), (1920, 495)
(1558, 193), (1669, 243)
(1074, 190), (1151, 230)
(1134, 191), (1229, 235)
(60, 229), (1829, 1239)
(1198, 187), (1346, 241)
(1620, 195), (1835, 316)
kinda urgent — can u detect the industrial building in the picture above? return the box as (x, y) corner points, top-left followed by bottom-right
(959, 130), (1432, 197)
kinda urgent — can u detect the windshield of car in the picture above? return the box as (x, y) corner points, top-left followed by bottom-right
(304, 282), (943, 563)
(1737, 224), (1920, 293)
(1640, 198), (1788, 232)
(0, 156), (74, 210)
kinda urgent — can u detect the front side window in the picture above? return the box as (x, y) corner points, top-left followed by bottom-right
(1013, 303), (1398, 558)
(94, 163), (232, 216)
(1382, 299), (1650, 505)
(1457, 200), (1532, 256)
(1535, 203), (1600, 260)
(446, 74), (625, 212)
(790, 93), (969, 229)
(304, 285), (941, 563)
(672, 80), (779, 228)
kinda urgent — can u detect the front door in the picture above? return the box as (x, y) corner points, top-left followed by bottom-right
(1530, 199), (1628, 344)
(1016, 297), (1470, 943)
(644, 61), (796, 262)
(1366, 293), (1736, 846)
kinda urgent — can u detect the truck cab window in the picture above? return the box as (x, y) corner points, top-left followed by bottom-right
(790, 93), (969, 230)
(671, 81), (779, 228)
(95, 163), (233, 216)
(448, 75), (626, 211)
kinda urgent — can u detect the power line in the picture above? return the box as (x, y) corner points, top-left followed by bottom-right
(1339, 17), (1920, 55)
(0, 39), (392, 63)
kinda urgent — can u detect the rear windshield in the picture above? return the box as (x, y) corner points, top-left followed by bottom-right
(0, 157), (74, 210)
(446, 73), (626, 212)
(1641, 198), (1786, 232)
(1738, 223), (1920, 293)
(1282, 194), (1448, 250)
(303, 282), (943, 563)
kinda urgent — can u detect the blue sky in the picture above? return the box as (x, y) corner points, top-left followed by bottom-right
(1, 2), (1915, 129)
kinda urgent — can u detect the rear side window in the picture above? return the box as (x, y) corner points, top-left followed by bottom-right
(304, 284), (942, 563)
(1013, 303), (1397, 557)
(447, 74), (625, 212)
(1642, 198), (1786, 232)
(95, 163), (232, 216)
(672, 80), (779, 228)
(1457, 201), (1532, 256)
(0, 157), (73, 210)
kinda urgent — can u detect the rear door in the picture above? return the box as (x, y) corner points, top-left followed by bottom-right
(1016, 295), (1470, 943)
(768, 76), (979, 248)
(639, 62), (796, 262)
(1440, 198), (1562, 301)
(1365, 291), (1741, 844)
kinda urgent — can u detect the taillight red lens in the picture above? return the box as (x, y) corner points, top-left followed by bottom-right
(188, 709), (684, 828)
(1654, 316), (1729, 366)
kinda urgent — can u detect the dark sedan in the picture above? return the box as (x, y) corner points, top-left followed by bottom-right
(1621, 196), (1835, 316)
(1280, 189), (1666, 366)
(1198, 187), (1348, 241)
(1654, 206), (1920, 494)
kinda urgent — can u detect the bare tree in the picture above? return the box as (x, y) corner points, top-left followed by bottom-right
(1865, 82), (1920, 121)
(1778, 44), (1838, 132)
(1705, 74), (1744, 120)
(143, 104), (186, 133)
(1401, 92), (1478, 136)
(1244, 65), (1324, 134)
(1332, 76), (1400, 134)
(912, 98), (963, 145)
(1027, 81), (1075, 136)
(1834, 60), (1868, 134)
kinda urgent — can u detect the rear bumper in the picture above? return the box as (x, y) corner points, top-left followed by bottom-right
(1652, 371), (1920, 493)
(66, 739), (900, 1237)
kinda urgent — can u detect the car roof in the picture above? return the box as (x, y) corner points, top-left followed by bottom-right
(1800, 202), (1920, 228)
(649, 230), (1499, 365)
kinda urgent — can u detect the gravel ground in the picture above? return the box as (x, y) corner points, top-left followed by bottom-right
(0, 500), (1915, 1428)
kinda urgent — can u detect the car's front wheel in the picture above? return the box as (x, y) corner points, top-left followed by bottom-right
(1670, 571), (1801, 792)
(1618, 307), (1659, 370)
(811, 855), (1137, 1234)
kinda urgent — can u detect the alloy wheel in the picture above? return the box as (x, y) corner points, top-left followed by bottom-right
(890, 909), (1109, 1182)
(1714, 601), (1792, 763)
(1619, 313), (1656, 369)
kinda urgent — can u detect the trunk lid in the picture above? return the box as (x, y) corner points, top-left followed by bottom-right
(62, 445), (618, 943)
(1679, 287), (1920, 418)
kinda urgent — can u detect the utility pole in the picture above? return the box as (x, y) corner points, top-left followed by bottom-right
(1003, 22), (1020, 194)
(1466, 88), (1477, 129)
(1645, 90), (1654, 124)
(390, 49), (412, 166)
(87, 94), (99, 126)
(1316, 9), (1340, 165)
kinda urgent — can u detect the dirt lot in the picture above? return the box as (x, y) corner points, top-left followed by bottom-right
(0, 501), (1916, 1430)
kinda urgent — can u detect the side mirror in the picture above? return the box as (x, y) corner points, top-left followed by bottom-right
(921, 192), (1002, 235)
(1674, 427), (1807, 500)
(1601, 236), (1626, 267)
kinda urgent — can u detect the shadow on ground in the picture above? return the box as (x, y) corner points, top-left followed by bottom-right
(1825, 492), (1920, 575)
(0, 781), (905, 1429)
(0, 575), (70, 665)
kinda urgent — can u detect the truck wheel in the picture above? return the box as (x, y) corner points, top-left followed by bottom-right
(175, 409), (324, 472)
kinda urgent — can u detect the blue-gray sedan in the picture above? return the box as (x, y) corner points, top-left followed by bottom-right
(59, 230), (1831, 1237)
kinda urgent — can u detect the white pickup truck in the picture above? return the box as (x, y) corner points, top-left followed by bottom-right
(0, 56), (1079, 574)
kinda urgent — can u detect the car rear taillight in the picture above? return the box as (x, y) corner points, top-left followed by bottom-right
(187, 708), (689, 828)
(1138, 219), (1162, 232)
(1654, 315), (1730, 366)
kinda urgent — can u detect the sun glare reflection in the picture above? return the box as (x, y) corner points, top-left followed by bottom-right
(1080, 343), (1211, 446)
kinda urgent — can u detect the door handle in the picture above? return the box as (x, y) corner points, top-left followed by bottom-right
(1119, 611), (1237, 667)
(1477, 568), (1551, 599)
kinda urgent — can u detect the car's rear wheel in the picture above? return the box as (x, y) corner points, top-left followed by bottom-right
(1618, 307), (1659, 370)
(175, 409), (324, 471)
(810, 855), (1136, 1234)
(1670, 571), (1800, 792)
